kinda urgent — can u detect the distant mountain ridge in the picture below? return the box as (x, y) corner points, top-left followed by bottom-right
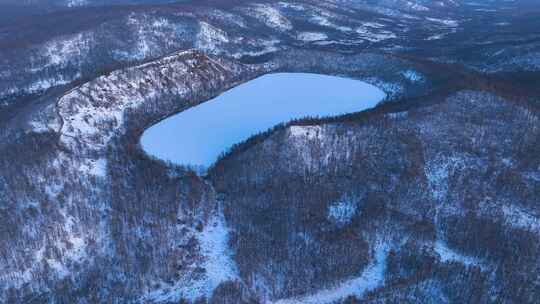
(2, 0), (538, 110)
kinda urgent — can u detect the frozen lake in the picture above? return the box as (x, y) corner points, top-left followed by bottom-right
(141, 73), (386, 168)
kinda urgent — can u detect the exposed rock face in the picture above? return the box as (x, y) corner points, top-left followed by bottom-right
(0, 1), (539, 303)
(56, 50), (260, 154)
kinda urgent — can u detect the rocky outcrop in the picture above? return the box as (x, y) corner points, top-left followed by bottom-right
(56, 50), (261, 154)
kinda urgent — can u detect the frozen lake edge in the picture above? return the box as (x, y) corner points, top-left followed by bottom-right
(141, 73), (386, 168)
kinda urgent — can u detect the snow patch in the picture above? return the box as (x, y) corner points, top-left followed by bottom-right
(75, 158), (108, 178)
(506, 52), (540, 71)
(355, 27), (396, 42)
(310, 15), (352, 32)
(426, 17), (459, 27)
(114, 14), (190, 61)
(289, 126), (322, 140)
(328, 197), (358, 226)
(361, 22), (385, 29)
(386, 111), (409, 119)
(66, 0), (89, 7)
(232, 38), (281, 58)
(434, 240), (484, 269)
(401, 69), (424, 82)
(501, 205), (540, 231)
(197, 210), (240, 293)
(196, 21), (230, 52)
(405, 1), (430, 11)
(426, 33), (447, 40)
(144, 209), (239, 302)
(251, 4), (293, 31)
(43, 32), (93, 68)
(297, 32), (328, 42)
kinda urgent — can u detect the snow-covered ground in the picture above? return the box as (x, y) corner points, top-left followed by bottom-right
(328, 196), (359, 226)
(433, 240), (485, 269)
(141, 73), (386, 168)
(143, 209), (239, 303)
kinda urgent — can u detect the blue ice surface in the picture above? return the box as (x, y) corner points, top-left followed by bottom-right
(141, 73), (386, 168)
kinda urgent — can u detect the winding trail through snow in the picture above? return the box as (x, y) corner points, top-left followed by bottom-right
(273, 243), (390, 304)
